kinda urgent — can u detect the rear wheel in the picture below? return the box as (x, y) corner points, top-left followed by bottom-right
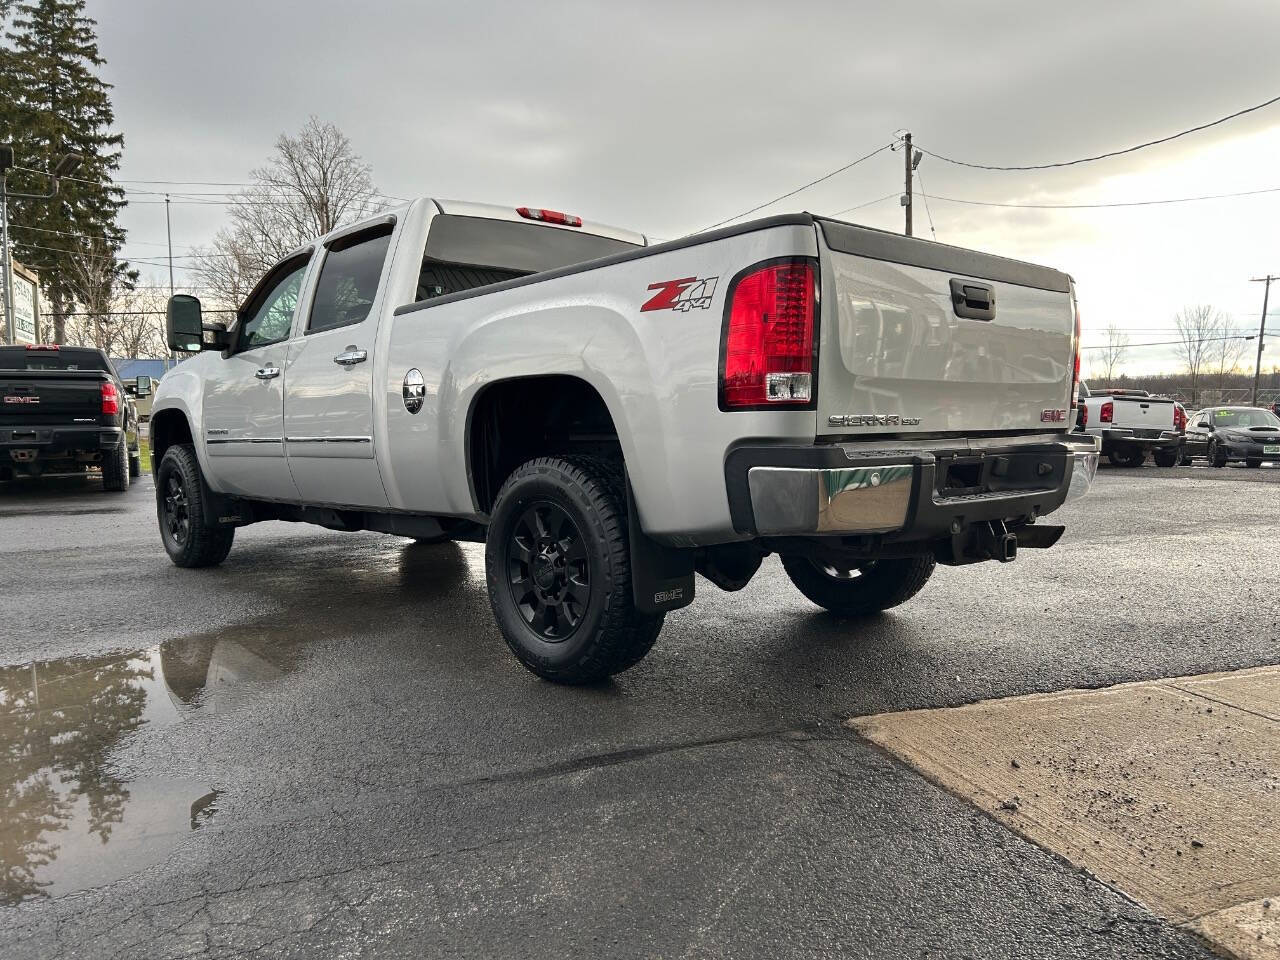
(1210, 439), (1228, 468)
(1152, 447), (1180, 468)
(156, 444), (235, 567)
(101, 441), (130, 492)
(485, 455), (663, 684)
(1107, 445), (1146, 468)
(781, 554), (935, 616)
(129, 450), (141, 478)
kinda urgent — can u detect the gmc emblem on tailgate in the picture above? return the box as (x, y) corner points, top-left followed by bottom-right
(1041, 408), (1067, 422)
(3, 396), (39, 404)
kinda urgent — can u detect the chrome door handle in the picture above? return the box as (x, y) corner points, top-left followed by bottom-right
(334, 349), (367, 366)
(255, 366), (281, 380)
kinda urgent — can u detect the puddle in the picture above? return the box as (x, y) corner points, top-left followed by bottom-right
(0, 631), (301, 904)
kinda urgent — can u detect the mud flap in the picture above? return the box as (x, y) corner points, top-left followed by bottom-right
(627, 483), (695, 615)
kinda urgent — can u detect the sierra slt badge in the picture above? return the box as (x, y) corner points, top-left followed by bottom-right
(641, 276), (718, 313)
(828, 414), (922, 427)
(3, 395), (38, 404)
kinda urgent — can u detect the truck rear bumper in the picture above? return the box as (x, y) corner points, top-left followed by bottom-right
(1099, 428), (1181, 447)
(0, 425), (123, 462)
(727, 434), (1100, 539)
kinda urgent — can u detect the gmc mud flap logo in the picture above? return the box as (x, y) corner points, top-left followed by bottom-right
(641, 276), (719, 313)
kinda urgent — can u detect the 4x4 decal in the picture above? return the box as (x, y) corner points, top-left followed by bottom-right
(641, 276), (719, 313)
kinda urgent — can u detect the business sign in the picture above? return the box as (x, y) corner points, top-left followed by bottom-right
(11, 270), (36, 344)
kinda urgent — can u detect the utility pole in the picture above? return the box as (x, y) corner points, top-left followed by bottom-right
(164, 193), (175, 298)
(164, 194), (176, 370)
(1, 144), (14, 345)
(1250, 275), (1275, 406)
(902, 132), (913, 237)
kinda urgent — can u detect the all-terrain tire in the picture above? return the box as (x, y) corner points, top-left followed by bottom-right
(1107, 445), (1145, 468)
(485, 455), (663, 684)
(1152, 448), (1180, 468)
(781, 554), (936, 616)
(102, 440), (130, 492)
(156, 443), (235, 567)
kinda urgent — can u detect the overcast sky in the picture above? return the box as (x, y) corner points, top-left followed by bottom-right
(89, 0), (1280, 375)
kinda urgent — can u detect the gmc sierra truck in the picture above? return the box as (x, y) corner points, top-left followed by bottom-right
(1077, 382), (1184, 467)
(151, 199), (1099, 683)
(0, 344), (143, 490)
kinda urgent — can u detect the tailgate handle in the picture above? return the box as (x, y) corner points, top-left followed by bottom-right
(949, 278), (996, 321)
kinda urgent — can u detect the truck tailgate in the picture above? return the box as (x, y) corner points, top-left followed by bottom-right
(0, 371), (106, 427)
(1109, 396), (1176, 434)
(815, 219), (1075, 438)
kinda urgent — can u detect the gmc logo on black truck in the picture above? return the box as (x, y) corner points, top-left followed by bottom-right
(3, 395), (39, 404)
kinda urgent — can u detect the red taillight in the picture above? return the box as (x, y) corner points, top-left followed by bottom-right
(1080, 403), (1088, 427)
(1174, 405), (1187, 432)
(720, 259), (817, 409)
(26, 343), (59, 351)
(101, 381), (119, 416)
(516, 206), (583, 228)
(1070, 302), (1081, 409)
(1100, 400), (1113, 424)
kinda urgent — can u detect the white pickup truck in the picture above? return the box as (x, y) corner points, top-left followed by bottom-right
(153, 199), (1099, 683)
(1076, 383), (1185, 467)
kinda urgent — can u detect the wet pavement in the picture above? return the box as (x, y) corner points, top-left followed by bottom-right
(0, 463), (1276, 957)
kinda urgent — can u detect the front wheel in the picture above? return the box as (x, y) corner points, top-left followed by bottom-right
(156, 444), (235, 567)
(485, 456), (663, 684)
(1246, 458), (1263, 469)
(781, 554), (936, 616)
(1152, 448), (1180, 468)
(1210, 439), (1228, 468)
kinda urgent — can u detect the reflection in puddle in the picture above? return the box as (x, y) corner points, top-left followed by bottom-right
(1, 632), (297, 904)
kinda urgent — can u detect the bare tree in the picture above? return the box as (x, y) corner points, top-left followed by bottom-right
(194, 117), (382, 307)
(1173, 305), (1223, 407)
(1210, 322), (1251, 392)
(1099, 323), (1130, 387)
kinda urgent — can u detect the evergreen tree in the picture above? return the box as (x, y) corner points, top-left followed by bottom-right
(0, 0), (132, 342)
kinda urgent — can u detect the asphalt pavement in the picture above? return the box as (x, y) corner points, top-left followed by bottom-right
(0, 461), (1276, 958)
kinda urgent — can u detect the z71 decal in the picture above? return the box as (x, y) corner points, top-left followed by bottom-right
(641, 276), (719, 313)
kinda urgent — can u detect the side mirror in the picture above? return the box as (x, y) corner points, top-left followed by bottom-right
(166, 295), (205, 352)
(135, 375), (153, 397)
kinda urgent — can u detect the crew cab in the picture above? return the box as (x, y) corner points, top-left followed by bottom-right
(0, 344), (144, 490)
(151, 199), (1099, 683)
(1077, 383), (1184, 467)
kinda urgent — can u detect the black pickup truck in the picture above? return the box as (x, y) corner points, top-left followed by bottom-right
(0, 344), (144, 491)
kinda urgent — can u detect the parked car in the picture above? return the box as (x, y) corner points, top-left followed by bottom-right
(1076, 382), (1184, 467)
(1182, 406), (1280, 467)
(150, 198), (1099, 683)
(0, 344), (145, 490)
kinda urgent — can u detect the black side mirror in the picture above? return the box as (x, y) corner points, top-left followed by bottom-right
(166, 295), (205, 352)
(135, 375), (153, 397)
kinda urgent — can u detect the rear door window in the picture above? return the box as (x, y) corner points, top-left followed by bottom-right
(308, 224), (394, 334)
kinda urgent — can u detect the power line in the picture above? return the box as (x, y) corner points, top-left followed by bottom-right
(830, 193), (900, 217)
(917, 92), (1280, 171)
(1081, 333), (1255, 350)
(914, 171), (938, 240)
(919, 184), (1280, 210)
(697, 142), (894, 233)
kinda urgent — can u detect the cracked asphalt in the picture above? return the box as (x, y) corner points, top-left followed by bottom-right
(1, 461), (1277, 958)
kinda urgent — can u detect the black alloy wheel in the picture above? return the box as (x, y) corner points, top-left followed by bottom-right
(163, 472), (191, 547)
(506, 500), (591, 641)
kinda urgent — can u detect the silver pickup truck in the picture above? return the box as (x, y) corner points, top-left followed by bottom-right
(153, 198), (1099, 683)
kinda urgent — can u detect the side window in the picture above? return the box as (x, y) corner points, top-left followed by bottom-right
(308, 224), (394, 334)
(238, 260), (309, 350)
